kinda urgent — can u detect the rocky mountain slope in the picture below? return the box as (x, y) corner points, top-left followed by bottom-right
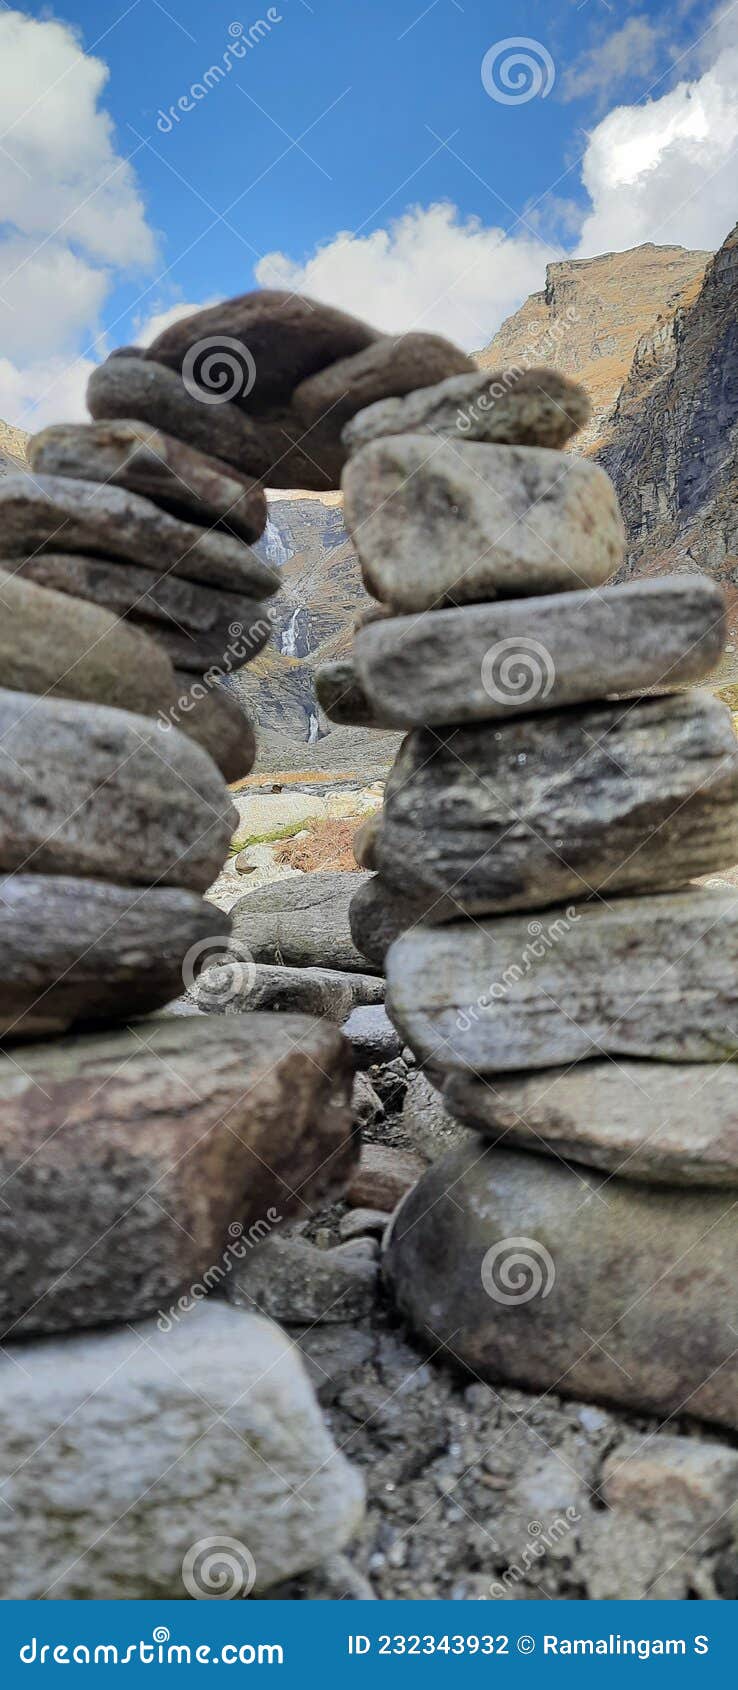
(0, 419), (29, 478)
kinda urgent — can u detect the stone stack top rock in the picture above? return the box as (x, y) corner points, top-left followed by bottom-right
(343, 365), (591, 452)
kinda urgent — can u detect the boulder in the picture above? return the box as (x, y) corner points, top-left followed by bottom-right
(347, 1142), (426, 1209)
(231, 871), (377, 972)
(344, 366), (590, 452)
(87, 354), (272, 475)
(0, 689), (234, 890)
(169, 676), (257, 783)
(384, 1145), (738, 1428)
(186, 961), (384, 1021)
(343, 437), (625, 612)
(386, 890), (738, 1074)
(342, 1005), (403, 1067)
(0, 1304), (364, 1596)
(349, 872), (433, 967)
(0, 874), (225, 1039)
(0, 1013), (356, 1336)
(17, 551), (274, 673)
(293, 331), (473, 432)
(228, 1233), (379, 1323)
(372, 692), (738, 916)
(145, 287), (378, 406)
(29, 420), (267, 543)
(0, 565), (176, 714)
(315, 657), (384, 727)
(402, 1070), (472, 1163)
(353, 577), (726, 727)
(0, 474), (278, 596)
(445, 1060), (738, 1185)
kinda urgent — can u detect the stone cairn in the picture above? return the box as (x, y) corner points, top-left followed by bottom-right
(319, 363), (738, 1434)
(0, 292), (480, 1597)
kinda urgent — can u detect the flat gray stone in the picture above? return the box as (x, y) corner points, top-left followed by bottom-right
(401, 1070), (472, 1163)
(343, 437), (625, 612)
(87, 354), (272, 475)
(0, 474), (278, 595)
(0, 1014), (356, 1336)
(341, 1004), (403, 1068)
(354, 577), (726, 727)
(315, 658), (385, 727)
(373, 691), (738, 916)
(293, 331), (473, 433)
(386, 889), (738, 1074)
(384, 1145), (738, 1429)
(228, 1233), (379, 1323)
(0, 874), (224, 1039)
(445, 1060), (738, 1185)
(29, 419), (267, 543)
(349, 872), (428, 968)
(344, 366), (590, 452)
(0, 1304), (364, 1596)
(231, 871), (378, 973)
(17, 550), (275, 673)
(0, 689), (234, 890)
(189, 961), (384, 1021)
(0, 564), (176, 715)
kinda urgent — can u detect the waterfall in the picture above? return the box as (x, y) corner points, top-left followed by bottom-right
(280, 608), (301, 656)
(307, 711), (320, 744)
(260, 515), (293, 568)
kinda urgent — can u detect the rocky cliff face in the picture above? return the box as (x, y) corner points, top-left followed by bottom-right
(479, 242), (710, 454)
(0, 419), (29, 479)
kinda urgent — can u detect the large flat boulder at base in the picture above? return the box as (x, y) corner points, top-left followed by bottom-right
(0, 1014), (357, 1336)
(353, 577), (727, 728)
(372, 691), (738, 916)
(0, 1304), (364, 1597)
(0, 688), (235, 891)
(386, 890), (738, 1074)
(384, 1146), (738, 1429)
(444, 1060), (738, 1186)
(231, 871), (378, 973)
(0, 875), (226, 1040)
(342, 437), (625, 612)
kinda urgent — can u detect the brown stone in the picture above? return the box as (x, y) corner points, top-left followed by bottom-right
(293, 331), (474, 433)
(0, 1013), (357, 1336)
(0, 565), (174, 714)
(29, 420), (267, 543)
(87, 355), (272, 476)
(145, 288), (378, 406)
(347, 1143), (426, 1211)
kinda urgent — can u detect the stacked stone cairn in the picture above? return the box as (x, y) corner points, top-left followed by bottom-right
(0, 292), (482, 1597)
(318, 363), (738, 1435)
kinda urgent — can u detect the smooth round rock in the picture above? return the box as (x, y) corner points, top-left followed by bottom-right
(343, 365), (591, 452)
(293, 331), (474, 433)
(0, 875), (226, 1039)
(384, 1145), (738, 1429)
(87, 355), (272, 476)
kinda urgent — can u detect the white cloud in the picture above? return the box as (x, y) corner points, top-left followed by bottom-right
(132, 300), (221, 346)
(576, 8), (738, 254)
(256, 202), (558, 352)
(0, 8), (156, 431)
(562, 17), (667, 105)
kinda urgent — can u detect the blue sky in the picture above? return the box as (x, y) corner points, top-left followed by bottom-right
(2, 0), (736, 426)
